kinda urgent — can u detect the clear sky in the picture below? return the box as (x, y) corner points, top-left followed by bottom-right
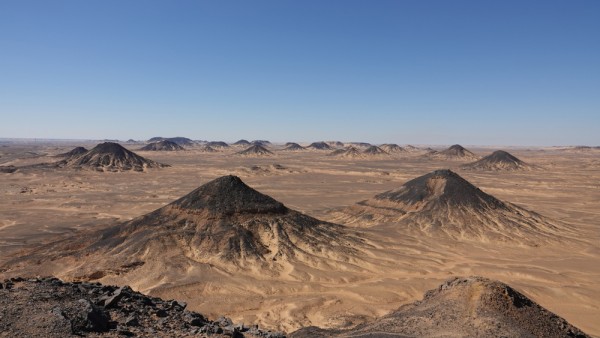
(1, 1), (598, 145)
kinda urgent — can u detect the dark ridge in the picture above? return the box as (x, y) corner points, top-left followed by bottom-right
(233, 139), (251, 145)
(350, 142), (372, 148)
(251, 140), (271, 146)
(329, 146), (362, 157)
(290, 276), (590, 338)
(56, 146), (88, 158)
(307, 142), (332, 150)
(206, 141), (229, 148)
(0, 165), (18, 173)
(171, 175), (287, 215)
(198, 145), (218, 153)
(380, 144), (406, 152)
(283, 143), (305, 151)
(375, 169), (506, 210)
(0, 276), (283, 337)
(363, 146), (388, 155)
(139, 140), (184, 151)
(237, 144), (274, 156)
(327, 141), (345, 148)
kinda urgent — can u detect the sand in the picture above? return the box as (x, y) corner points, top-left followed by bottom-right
(0, 142), (599, 335)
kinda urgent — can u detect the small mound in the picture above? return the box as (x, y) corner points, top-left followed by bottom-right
(363, 146), (389, 156)
(197, 145), (218, 153)
(59, 142), (169, 172)
(206, 141), (229, 148)
(328, 146), (364, 158)
(237, 144), (274, 156)
(291, 276), (590, 338)
(306, 142), (332, 150)
(251, 140), (271, 146)
(0, 165), (18, 173)
(462, 150), (534, 171)
(426, 144), (478, 160)
(327, 141), (345, 148)
(282, 143), (305, 151)
(380, 144), (406, 153)
(139, 140), (184, 151)
(56, 146), (88, 158)
(232, 139), (251, 146)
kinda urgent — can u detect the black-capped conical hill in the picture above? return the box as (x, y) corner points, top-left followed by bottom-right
(140, 140), (184, 151)
(329, 169), (569, 244)
(59, 142), (168, 172)
(462, 150), (534, 171)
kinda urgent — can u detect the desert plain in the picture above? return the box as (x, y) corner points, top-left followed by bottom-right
(0, 140), (599, 336)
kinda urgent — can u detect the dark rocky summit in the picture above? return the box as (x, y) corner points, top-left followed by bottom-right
(139, 140), (184, 151)
(59, 142), (169, 172)
(380, 144), (406, 153)
(328, 146), (363, 158)
(147, 137), (194, 146)
(206, 141), (230, 148)
(0, 276), (284, 337)
(462, 150), (534, 171)
(233, 139), (251, 146)
(290, 276), (589, 338)
(363, 146), (389, 155)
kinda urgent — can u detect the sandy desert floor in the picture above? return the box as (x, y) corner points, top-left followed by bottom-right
(1, 142), (599, 335)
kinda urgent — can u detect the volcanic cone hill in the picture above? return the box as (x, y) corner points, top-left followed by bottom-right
(282, 143), (305, 151)
(380, 144), (406, 153)
(233, 139), (251, 146)
(328, 146), (363, 159)
(426, 144), (478, 160)
(7, 176), (364, 281)
(58, 142), (169, 172)
(148, 137), (194, 146)
(56, 146), (88, 158)
(329, 169), (569, 244)
(461, 150), (535, 171)
(290, 276), (590, 338)
(363, 146), (389, 156)
(139, 140), (184, 151)
(206, 141), (229, 148)
(0, 276), (283, 338)
(237, 144), (274, 156)
(306, 142), (332, 150)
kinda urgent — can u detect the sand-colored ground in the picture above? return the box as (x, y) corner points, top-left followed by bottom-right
(1, 142), (599, 335)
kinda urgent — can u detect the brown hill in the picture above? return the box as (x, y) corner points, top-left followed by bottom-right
(0, 276), (282, 337)
(237, 144), (274, 156)
(329, 169), (569, 244)
(461, 150), (535, 171)
(426, 144), (478, 160)
(139, 140), (184, 151)
(56, 146), (88, 158)
(58, 142), (169, 172)
(6, 176), (364, 280)
(290, 276), (589, 338)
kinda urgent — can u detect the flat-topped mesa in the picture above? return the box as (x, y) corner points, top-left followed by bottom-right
(375, 169), (506, 211)
(139, 140), (184, 151)
(60, 142), (168, 172)
(170, 175), (288, 216)
(237, 144), (274, 156)
(462, 150), (534, 171)
(291, 276), (591, 338)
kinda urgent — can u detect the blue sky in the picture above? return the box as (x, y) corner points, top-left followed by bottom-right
(1, 1), (598, 145)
